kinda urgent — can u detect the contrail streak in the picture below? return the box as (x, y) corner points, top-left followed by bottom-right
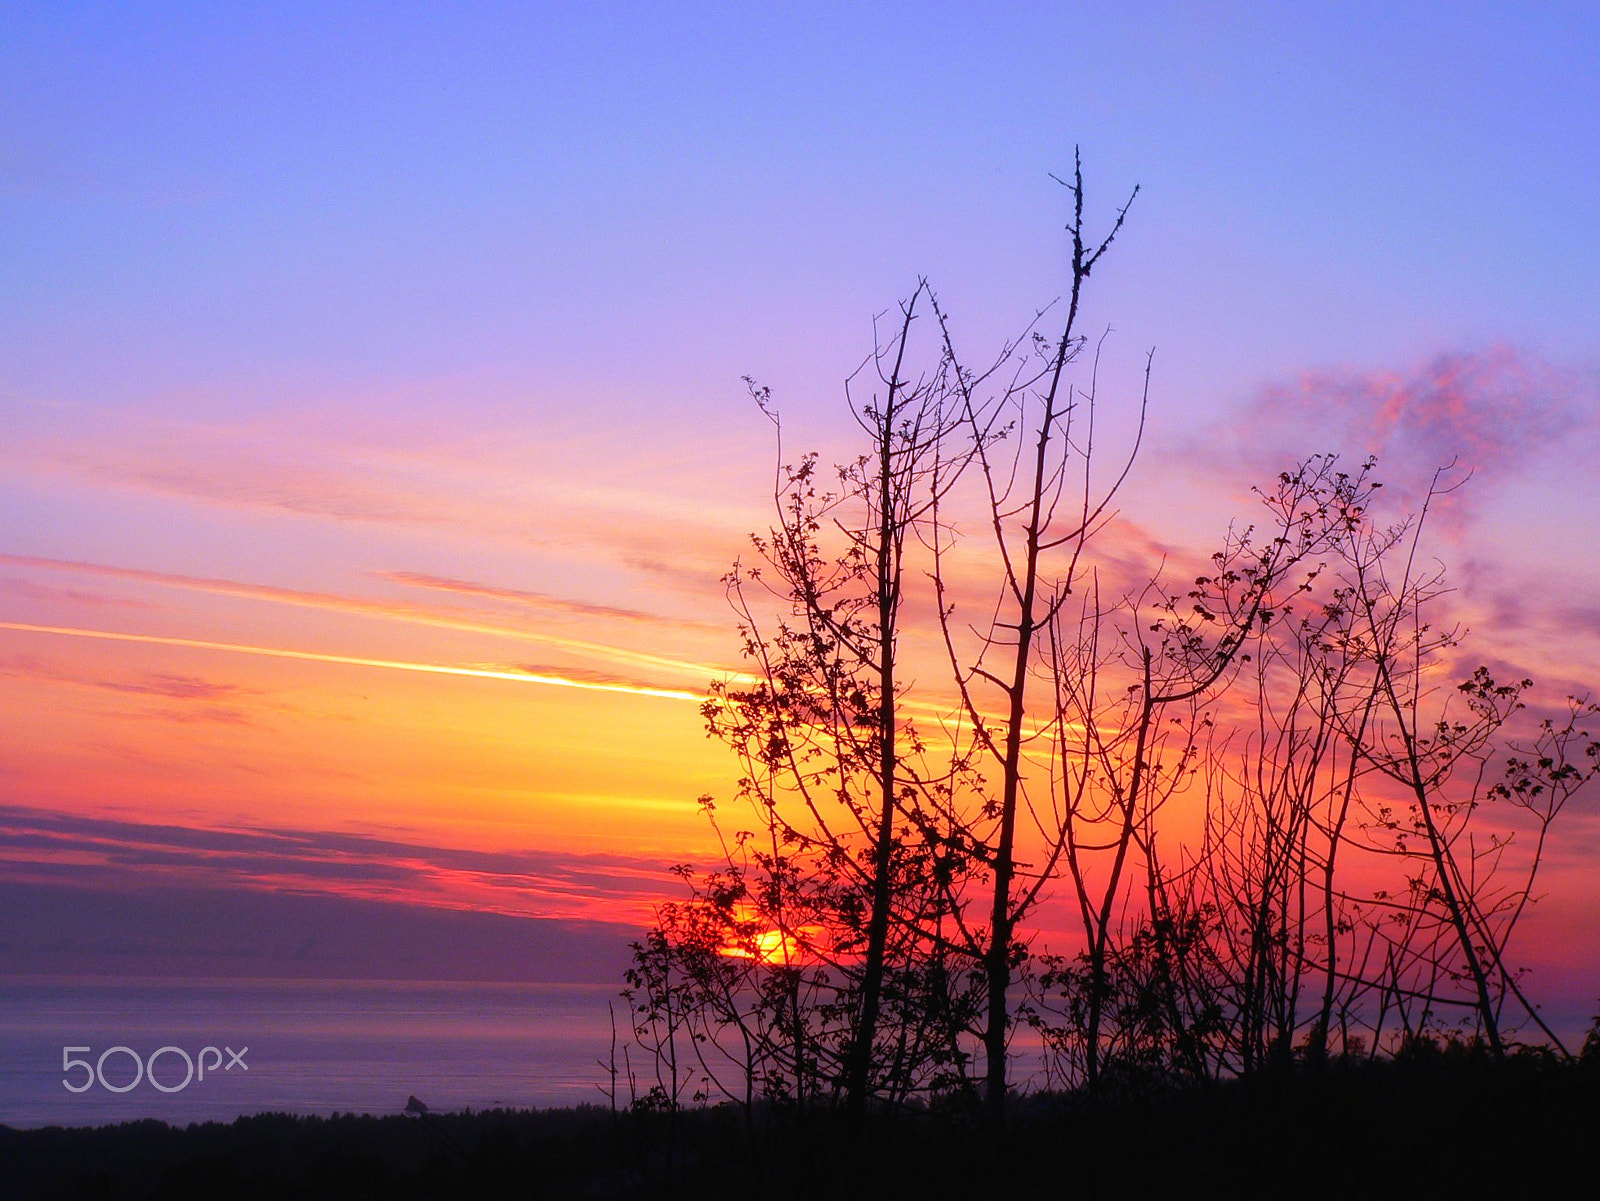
(0, 621), (703, 702)
(0, 553), (727, 680)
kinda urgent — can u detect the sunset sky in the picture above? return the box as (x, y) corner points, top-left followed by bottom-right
(3, 4), (1598, 991)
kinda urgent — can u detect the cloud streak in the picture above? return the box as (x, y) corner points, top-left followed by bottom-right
(0, 620), (704, 702)
(0, 804), (689, 923)
(0, 574), (154, 610)
(94, 672), (250, 701)
(374, 569), (721, 631)
(3, 405), (758, 600)
(0, 656), (263, 725)
(0, 552), (730, 681)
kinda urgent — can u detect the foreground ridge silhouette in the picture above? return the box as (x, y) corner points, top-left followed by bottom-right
(4, 1042), (1597, 1200)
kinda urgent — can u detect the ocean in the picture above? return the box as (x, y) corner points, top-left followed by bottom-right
(0, 978), (623, 1129)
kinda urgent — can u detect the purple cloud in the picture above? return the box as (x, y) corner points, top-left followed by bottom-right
(0, 805), (687, 922)
(1227, 345), (1596, 500)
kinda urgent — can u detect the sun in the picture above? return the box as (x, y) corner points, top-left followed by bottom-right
(720, 925), (824, 966)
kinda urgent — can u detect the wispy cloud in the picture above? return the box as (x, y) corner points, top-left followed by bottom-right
(94, 671), (249, 701)
(0, 657), (262, 724)
(0, 620), (705, 702)
(1208, 345), (1597, 504)
(0, 804), (689, 922)
(0, 552), (730, 681)
(1451, 558), (1600, 676)
(10, 418), (466, 528)
(0, 574), (153, 610)
(2, 404), (758, 598)
(372, 568), (720, 630)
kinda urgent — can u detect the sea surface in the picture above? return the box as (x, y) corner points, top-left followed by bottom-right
(0, 978), (624, 1129)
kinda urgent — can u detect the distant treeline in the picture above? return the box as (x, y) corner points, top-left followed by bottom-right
(5, 1044), (1599, 1199)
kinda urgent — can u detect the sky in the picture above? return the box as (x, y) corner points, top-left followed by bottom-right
(2, 3), (1598, 987)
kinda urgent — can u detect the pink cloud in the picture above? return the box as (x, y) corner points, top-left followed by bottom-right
(0, 575), (153, 610)
(1228, 346), (1596, 502)
(1, 404), (760, 600)
(372, 569), (718, 630)
(0, 658), (262, 725)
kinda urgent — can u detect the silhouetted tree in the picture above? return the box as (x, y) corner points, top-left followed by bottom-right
(927, 151), (1143, 1125)
(1326, 470), (1600, 1055)
(1034, 458), (1378, 1089)
(631, 282), (981, 1117)
(626, 163), (1597, 1138)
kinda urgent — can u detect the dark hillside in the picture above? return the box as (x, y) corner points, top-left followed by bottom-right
(4, 1048), (1595, 1200)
